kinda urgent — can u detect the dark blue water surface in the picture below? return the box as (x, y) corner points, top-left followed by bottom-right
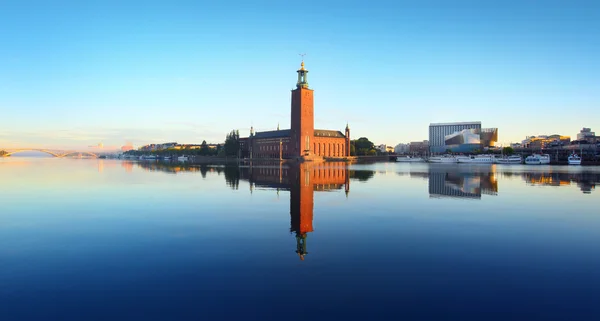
(1, 158), (599, 320)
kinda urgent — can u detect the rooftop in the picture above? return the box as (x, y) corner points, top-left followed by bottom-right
(429, 121), (482, 126)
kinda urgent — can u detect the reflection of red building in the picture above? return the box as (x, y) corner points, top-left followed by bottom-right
(242, 162), (349, 260)
(121, 161), (134, 173)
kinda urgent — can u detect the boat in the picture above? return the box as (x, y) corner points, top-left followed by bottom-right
(494, 155), (523, 164)
(396, 156), (425, 163)
(428, 154), (457, 163)
(456, 154), (494, 164)
(143, 155), (157, 160)
(163, 156), (172, 161)
(568, 153), (582, 165)
(524, 154), (551, 165)
(177, 156), (188, 162)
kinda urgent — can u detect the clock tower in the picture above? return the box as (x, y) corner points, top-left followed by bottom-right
(290, 61), (314, 158)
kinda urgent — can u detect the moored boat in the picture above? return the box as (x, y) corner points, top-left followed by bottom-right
(495, 155), (523, 164)
(456, 154), (494, 164)
(396, 156), (425, 163)
(177, 156), (189, 162)
(568, 153), (582, 165)
(428, 154), (457, 163)
(524, 154), (551, 165)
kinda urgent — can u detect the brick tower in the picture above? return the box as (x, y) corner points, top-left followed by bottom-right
(290, 61), (314, 157)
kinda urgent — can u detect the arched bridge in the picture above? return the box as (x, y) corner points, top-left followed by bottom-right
(0, 148), (98, 158)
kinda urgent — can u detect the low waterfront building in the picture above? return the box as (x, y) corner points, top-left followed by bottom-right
(521, 135), (570, 149)
(394, 143), (410, 154)
(376, 144), (394, 153)
(410, 140), (429, 155)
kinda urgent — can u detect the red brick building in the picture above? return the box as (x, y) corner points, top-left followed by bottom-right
(240, 61), (350, 159)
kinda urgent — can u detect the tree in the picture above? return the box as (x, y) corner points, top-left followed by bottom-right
(351, 137), (375, 156)
(200, 140), (209, 156)
(502, 146), (514, 155)
(224, 130), (240, 157)
(350, 144), (356, 156)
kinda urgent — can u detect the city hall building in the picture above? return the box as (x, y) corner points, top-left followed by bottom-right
(240, 61), (350, 159)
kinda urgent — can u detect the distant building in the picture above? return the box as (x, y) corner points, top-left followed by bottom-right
(138, 142), (218, 152)
(409, 140), (429, 155)
(521, 135), (570, 149)
(577, 128), (597, 143)
(394, 143), (410, 154)
(376, 144), (394, 153)
(429, 121), (498, 153)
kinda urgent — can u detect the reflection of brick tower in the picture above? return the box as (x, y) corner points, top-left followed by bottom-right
(290, 61), (314, 157)
(290, 163), (314, 260)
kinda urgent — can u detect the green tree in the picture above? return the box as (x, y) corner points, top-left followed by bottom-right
(367, 149), (377, 156)
(351, 137), (374, 156)
(224, 130), (240, 157)
(350, 144), (356, 156)
(200, 140), (209, 156)
(502, 146), (514, 155)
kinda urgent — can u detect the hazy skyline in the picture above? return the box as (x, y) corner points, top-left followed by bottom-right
(1, 0), (598, 149)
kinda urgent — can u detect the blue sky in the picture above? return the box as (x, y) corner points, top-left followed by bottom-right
(0, 0), (598, 149)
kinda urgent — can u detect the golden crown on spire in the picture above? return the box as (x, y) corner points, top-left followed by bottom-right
(300, 61), (305, 71)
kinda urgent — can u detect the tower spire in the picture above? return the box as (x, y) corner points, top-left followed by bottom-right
(296, 54), (309, 89)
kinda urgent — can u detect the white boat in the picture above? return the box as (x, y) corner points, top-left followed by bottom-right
(163, 156), (172, 160)
(396, 156), (425, 163)
(456, 154), (494, 164)
(568, 153), (582, 165)
(143, 155), (157, 160)
(495, 155), (523, 164)
(177, 156), (188, 162)
(428, 154), (457, 163)
(525, 154), (551, 165)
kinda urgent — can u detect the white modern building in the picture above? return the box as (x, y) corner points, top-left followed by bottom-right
(429, 121), (497, 153)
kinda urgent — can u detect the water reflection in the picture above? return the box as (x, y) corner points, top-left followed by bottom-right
(129, 160), (354, 260)
(430, 167), (497, 199)
(408, 166), (498, 199)
(521, 172), (599, 194)
(123, 160), (598, 196)
(239, 162), (349, 260)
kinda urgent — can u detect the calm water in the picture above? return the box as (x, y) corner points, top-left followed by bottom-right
(1, 158), (599, 320)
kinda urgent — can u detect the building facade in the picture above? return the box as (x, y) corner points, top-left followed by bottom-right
(577, 128), (598, 143)
(240, 62), (350, 159)
(394, 143), (410, 154)
(429, 121), (497, 153)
